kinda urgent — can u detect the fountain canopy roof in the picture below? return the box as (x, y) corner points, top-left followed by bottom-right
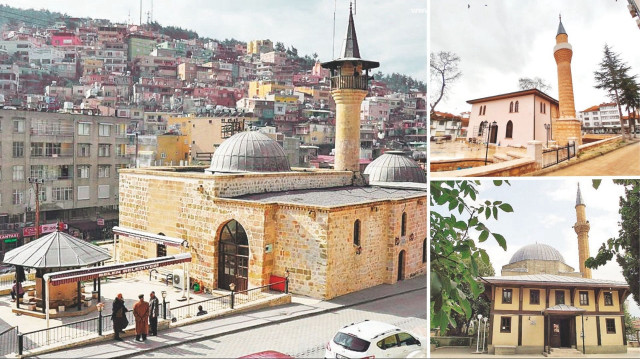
(2, 231), (111, 269)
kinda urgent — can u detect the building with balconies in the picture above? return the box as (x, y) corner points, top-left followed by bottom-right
(0, 109), (133, 260)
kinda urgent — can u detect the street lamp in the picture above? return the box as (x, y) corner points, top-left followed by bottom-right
(475, 314), (483, 353)
(482, 317), (489, 353)
(544, 123), (551, 148)
(483, 121), (497, 165)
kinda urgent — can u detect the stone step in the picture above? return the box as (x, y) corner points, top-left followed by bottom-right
(543, 347), (582, 357)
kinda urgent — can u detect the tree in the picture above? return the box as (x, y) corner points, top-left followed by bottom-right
(449, 257), (495, 335)
(275, 42), (285, 52)
(619, 75), (640, 138)
(431, 180), (512, 332)
(430, 51), (462, 114)
(588, 179), (640, 307)
(518, 77), (551, 93)
(594, 45), (634, 138)
(623, 303), (636, 337)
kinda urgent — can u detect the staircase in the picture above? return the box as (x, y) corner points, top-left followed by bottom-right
(543, 348), (583, 357)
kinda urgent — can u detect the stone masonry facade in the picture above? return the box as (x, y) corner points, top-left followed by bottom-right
(117, 167), (427, 300)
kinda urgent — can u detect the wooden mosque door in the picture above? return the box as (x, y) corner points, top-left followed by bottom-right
(218, 220), (249, 292)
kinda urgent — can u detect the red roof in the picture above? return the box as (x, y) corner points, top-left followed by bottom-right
(581, 105), (600, 112)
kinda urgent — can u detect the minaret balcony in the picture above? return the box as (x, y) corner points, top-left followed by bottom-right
(330, 75), (369, 91)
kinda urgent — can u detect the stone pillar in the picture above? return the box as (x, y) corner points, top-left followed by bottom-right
(332, 89), (368, 172)
(527, 140), (543, 169)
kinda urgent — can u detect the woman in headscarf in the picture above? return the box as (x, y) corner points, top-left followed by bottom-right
(111, 293), (129, 341)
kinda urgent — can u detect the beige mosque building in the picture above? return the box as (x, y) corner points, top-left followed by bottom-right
(113, 7), (427, 300)
(482, 183), (630, 355)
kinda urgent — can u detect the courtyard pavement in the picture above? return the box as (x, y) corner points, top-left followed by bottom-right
(24, 275), (426, 358)
(432, 346), (640, 358)
(429, 140), (527, 161)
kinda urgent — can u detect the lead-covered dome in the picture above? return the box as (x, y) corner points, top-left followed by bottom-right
(207, 131), (291, 173)
(364, 151), (426, 183)
(509, 243), (566, 265)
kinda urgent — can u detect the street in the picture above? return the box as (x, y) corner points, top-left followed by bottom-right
(129, 289), (427, 358)
(542, 140), (640, 176)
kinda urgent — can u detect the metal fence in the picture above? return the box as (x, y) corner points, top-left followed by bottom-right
(169, 279), (288, 322)
(542, 142), (576, 168)
(0, 326), (18, 357)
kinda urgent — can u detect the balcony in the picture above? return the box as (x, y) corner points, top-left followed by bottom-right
(329, 75), (368, 90)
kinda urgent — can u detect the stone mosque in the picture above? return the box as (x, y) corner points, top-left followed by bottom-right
(114, 7), (427, 300)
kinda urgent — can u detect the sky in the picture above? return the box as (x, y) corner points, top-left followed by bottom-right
(1, 0), (427, 79)
(430, 0), (640, 115)
(434, 179), (640, 317)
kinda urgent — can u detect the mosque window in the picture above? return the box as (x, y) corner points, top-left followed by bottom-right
(579, 291), (589, 306)
(529, 289), (540, 305)
(603, 292), (613, 306)
(502, 289), (512, 304)
(509, 102), (513, 113)
(505, 121), (513, 138)
(422, 239), (426, 263)
(353, 219), (361, 246)
(606, 319), (616, 334)
(514, 101), (519, 113)
(500, 317), (511, 333)
(401, 212), (407, 236)
(479, 106), (482, 115)
(555, 290), (565, 305)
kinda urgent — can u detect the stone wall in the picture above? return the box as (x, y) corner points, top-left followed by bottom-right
(552, 119), (582, 146)
(431, 158), (538, 177)
(430, 158), (492, 172)
(578, 135), (623, 154)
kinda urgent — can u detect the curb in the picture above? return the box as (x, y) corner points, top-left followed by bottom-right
(116, 285), (427, 359)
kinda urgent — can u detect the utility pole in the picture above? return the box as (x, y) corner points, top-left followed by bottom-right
(28, 177), (44, 238)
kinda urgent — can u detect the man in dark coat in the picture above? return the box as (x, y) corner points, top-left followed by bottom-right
(111, 293), (128, 341)
(148, 291), (159, 336)
(133, 294), (150, 342)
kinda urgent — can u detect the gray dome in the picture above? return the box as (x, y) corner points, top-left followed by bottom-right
(364, 151), (426, 183)
(207, 131), (291, 173)
(508, 244), (566, 265)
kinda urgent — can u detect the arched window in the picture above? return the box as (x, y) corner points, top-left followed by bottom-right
(422, 239), (427, 263)
(479, 105), (483, 115)
(543, 103), (546, 114)
(509, 102), (513, 113)
(506, 120), (513, 138)
(353, 219), (361, 246)
(515, 101), (519, 113)
(540, 102), (543, 113)
(482, 105), (486, 116)
(478, 121), (485, 136)
(401, 212), (407, 236)
(157, 233), (166, 257)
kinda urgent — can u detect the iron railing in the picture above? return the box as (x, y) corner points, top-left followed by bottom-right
(0, 326), (18, 357)
(542, 142), (576, 168)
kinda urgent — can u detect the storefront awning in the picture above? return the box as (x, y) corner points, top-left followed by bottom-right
(45, 253), (191, 286)
(113, 226), (187, 247)
(544, 304), (587, 315)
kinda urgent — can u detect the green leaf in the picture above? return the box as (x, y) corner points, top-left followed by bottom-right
(478, 230), (489, 242)
(492, 206), (498, 220)
(493, 233), (507, 250)
(499, 203), (514, 213)
(493, 180), (503, 186)
(592, 179), (602, 189)
(453, 221), (468, 230)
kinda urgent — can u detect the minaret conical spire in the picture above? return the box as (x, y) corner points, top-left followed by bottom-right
(576, 182), (585, 206)
(341, 2), (361, 59)
(557, 14), (567, 36)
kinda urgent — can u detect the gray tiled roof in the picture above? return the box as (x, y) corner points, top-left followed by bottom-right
(508, 243), (566, 264)
(364, 151), (426, 184)
(207, 131), (291, 173)
(481, 274), (628, 287)
(2, 231), (111, 268)
(235, 186), (426, 207)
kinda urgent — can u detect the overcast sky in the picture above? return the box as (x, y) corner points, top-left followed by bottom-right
(441, 179), (640, 317)
(431, 0), (640, 115)
(2, 0), (427, 79)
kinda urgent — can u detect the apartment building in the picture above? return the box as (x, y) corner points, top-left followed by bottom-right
(0, 109), (133, 259)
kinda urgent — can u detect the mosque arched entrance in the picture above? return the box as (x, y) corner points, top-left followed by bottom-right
(218, 220), (249, 291)
(397, 250), (406, 281)
(489, 125), (498, 144)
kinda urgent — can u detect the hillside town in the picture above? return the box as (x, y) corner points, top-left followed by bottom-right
(0, 6), (426, 258)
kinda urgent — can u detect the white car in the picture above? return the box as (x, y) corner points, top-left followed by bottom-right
(325, 320), (426, 359)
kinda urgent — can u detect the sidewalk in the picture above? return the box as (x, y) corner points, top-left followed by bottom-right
(32, 276), (426, 358)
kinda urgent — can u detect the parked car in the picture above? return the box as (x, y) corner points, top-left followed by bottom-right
(238, 350), (293, 358)
(324, 320), (425, 359)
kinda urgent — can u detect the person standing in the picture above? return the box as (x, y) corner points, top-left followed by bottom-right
(111, 293), (129, 341)
(133, 294), (150, 342)
(148, 291), (159, 336)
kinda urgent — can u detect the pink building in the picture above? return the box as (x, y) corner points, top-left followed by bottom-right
(466, 89), (559, 147)
(51, 32), (82, 47)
